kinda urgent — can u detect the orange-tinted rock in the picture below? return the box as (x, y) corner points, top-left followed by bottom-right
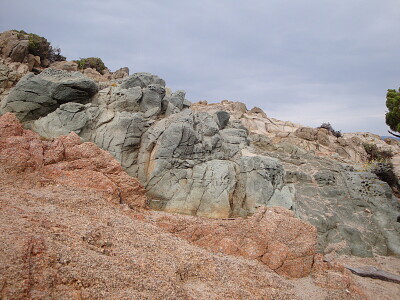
(0, 112), (147, 208)
(0, 113), (370, 299)
(149, 206), (318, 278)
(311, 253), (368, 298)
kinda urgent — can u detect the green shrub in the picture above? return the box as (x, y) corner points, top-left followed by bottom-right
(318, 122), (342, 138)
(369, 162), (399, 189)
(363, 143), (393, 162)
(362, 143), (399, 190)
(12, 29), (66, 64)
(75, 57), (107, 74)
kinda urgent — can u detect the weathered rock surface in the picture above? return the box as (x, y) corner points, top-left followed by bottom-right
(151, 206), (317, 278)
(192, 100), (400, 256)
(250, 133), (400, 257)
(192, 100), (400, 164)
(28, 73), (290, 219)
(0, 112), (146, 208)
(120, 72), (165, 89)
(50, 60), (79, 72)
(1, 62), (399, 260)
(112, 66), (129, 79)
(1, 68), (98, 121)
(0, 59), (29, 90)
(0, 31), (29, 63)
(0, 112), (369, 299)
(0, 63), (9, 89)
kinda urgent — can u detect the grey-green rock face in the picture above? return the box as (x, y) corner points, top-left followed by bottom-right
(214, 110), (230, 129)
(30, 71), (285, 219)
(251, 139), (400, 257)
(1, 69), (98, 122)
(7, 68), (399, 258)
(120, 72), (166, 89)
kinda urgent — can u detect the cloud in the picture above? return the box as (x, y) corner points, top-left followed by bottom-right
(1, 0), (399, 135)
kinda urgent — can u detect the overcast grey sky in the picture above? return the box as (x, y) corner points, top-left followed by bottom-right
(1, 0), (399, 135)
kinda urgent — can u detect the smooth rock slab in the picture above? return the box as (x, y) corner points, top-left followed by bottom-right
(1, 69), (98, 121)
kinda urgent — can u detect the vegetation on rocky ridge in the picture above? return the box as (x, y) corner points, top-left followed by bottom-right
(75, 57), (107, 74)
(12, 29), (66, 64)
(318, 122), (342, 138)
(362, 142), (399, 191)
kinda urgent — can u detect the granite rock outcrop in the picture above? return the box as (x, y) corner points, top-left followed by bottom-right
(151, 206), (317, 278)
(0, 112), (146, 208)
(0, 49), (399, 259)
(5, 71), (290, 219)
(0, 112), (370, 299)
(193, 100), (400, 257)
(1, 69), (98, 122)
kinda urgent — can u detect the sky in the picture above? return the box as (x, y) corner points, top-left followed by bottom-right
(1, 0), (399, 135)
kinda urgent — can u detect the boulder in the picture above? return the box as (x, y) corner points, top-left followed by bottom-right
(27, 54), (40, 71)
(112, 67), (129, 79)
(120, 72), (166, 89)
(213, 110), (230, 129)
(236, 156), (285, 214)
(32, 102), (89, 138)
(1, 68), (98, 121)
(249, 106), (267, 118)
(51, 61), (79, 72)
(83, 67), (109, 82)
(317, 129), (330, 147)
(295, 127), (317, 141)
(140, 84), (165, 113)
(3, 39), (29, 63)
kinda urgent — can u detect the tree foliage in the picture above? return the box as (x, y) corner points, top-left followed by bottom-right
(75, 57), (107, 74)
(385, 88), (400, 133)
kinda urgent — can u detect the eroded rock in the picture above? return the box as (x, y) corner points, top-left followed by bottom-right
(151, 206), (317, 278)
(0, 112), (146, 208)
(1, 69), (98, 121)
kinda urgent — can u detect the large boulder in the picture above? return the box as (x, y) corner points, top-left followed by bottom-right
(1, 69), (98, 121)
(140, 84), (165, 113)
(295, 127), (318, 141)
(213, 110), (230, 129)
(120, 72), (166, 89)
(111, 66), (129, 79)
(1, 38), (29, 63)
(137, 110), (247, 218)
